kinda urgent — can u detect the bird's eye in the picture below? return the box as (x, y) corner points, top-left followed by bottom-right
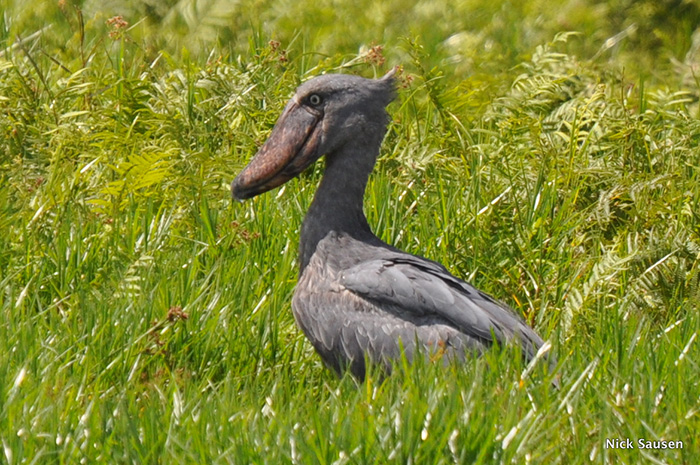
(308, 94), (322, 106)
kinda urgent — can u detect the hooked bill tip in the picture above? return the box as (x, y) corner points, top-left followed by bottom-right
(231, 178), (253, 202)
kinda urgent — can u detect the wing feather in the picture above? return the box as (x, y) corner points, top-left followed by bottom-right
(339, 254), (544, 358)
(292, 233), (550, 379)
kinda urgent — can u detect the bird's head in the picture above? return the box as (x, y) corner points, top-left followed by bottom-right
(231, 69), (396, 200)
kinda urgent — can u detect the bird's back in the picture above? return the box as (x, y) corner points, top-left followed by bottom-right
(292, 230), (549, 379)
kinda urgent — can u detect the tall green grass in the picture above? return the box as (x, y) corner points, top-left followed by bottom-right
(1, 1), (698, 463)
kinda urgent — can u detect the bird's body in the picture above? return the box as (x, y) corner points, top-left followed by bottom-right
(232, 70), (552, 379)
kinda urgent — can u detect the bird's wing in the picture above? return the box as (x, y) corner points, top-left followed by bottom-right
(293, 275), (483, 380)
(338, 253), (545, 358)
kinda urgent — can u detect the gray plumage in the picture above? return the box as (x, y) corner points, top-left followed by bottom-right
(232, 70), (552, 380)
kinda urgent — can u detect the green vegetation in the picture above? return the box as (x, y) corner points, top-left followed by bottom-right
(1, 0), (698, 463)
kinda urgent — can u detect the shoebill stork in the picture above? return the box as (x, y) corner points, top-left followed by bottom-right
(232, 69), (553, 380)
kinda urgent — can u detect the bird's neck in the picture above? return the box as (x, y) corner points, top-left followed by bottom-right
(299, 142), (379, 273)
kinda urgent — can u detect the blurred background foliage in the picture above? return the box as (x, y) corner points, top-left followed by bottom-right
(3, 0), (700, 84)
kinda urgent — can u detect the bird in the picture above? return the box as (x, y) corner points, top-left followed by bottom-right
(232, 68), (554, 380)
